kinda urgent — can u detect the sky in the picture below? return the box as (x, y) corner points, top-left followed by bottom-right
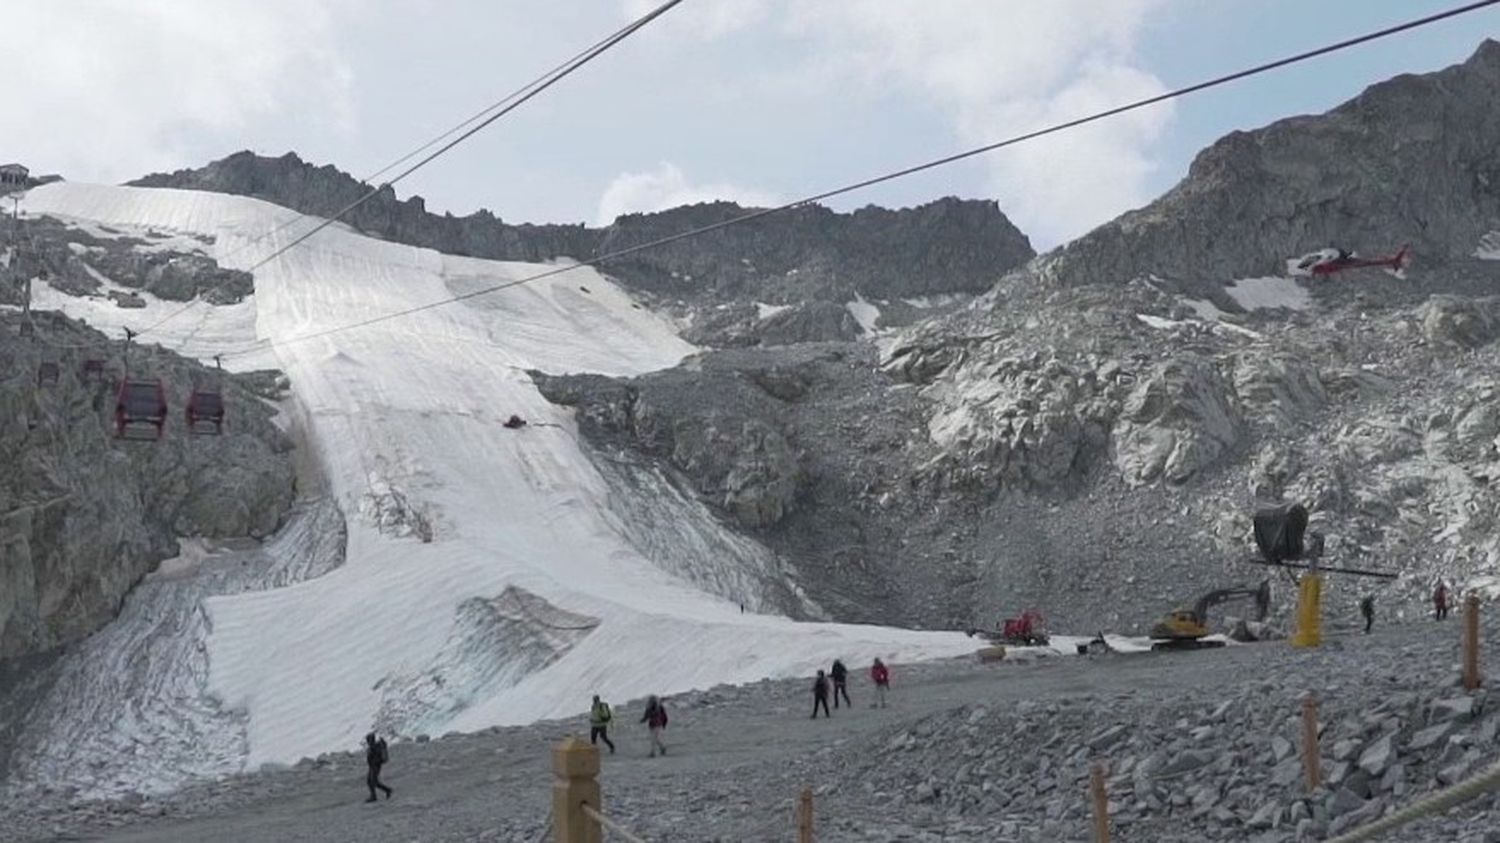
(3, 1), (1497, 249)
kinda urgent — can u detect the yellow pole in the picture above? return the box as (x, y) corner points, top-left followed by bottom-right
(1291, 573), (1323, 648)
(552, 736), (602, 843)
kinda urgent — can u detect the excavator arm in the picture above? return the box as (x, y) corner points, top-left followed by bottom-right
(1191, 580), (1272, 624)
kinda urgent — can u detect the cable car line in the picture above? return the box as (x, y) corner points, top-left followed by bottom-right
(212, 0), (1499, 360)
(135, 0), (687, 340)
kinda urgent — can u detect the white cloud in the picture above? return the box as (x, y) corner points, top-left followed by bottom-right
(781, 1), (1172, 247)
(2, 0), (354, 183)
(595, 162), (778, 225)
(622, 0), (1172, 247)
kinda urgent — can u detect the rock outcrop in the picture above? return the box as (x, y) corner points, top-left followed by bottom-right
(0, 313), (295, 661)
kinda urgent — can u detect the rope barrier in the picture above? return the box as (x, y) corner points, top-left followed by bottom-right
(1326, 757), (1500, 842)
(581, 803), (650, 843)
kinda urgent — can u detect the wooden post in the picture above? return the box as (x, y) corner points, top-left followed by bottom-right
(552, 736), (601, 843)
(1089, 762), (1110, 843)
(1464, 594), (1482, 691)
(1301, 694), (1321, 791)
(797, 786), (814, 843)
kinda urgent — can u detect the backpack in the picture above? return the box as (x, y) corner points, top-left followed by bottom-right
(659, 705), (668, 727)
(376, 738), (389, 765)
(600, 702), (612, 723)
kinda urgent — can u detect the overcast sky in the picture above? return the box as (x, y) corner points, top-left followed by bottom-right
(4, 1), (1497, 248)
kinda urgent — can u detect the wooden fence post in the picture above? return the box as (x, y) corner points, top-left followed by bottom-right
(1089, 762), (1110, 843)
(552, 736), (601, 843)
(1464, 594), (1482, 691)
(798, 786), (814, 843)
(1301, 694), (1321, 791)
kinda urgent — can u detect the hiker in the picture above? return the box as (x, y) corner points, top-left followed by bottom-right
(870, 658), (890, 708)
(1434, 581), (1450, 621)
(641, 695), (668, 757)
(830, 659), (851, 709)
(1359, 595), (1375, 634)
(364, 732), (393, 803)
(503, 414), (527, 429)
(811, 669), (831, 719)
(589, 695), (616, 754)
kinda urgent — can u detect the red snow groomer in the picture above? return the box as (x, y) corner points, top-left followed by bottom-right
(966, 608), (1051, 646)
(1002, 609), (1050, 646)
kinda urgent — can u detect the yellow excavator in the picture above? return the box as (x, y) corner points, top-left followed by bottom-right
(1150, 580), (1271, 651)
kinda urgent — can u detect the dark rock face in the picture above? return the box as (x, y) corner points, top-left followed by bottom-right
(129, 153), (1035, 308)
(12, 215), (252, 305)
(1039, 39), (1500, 289)
(0, 313), (295, 662)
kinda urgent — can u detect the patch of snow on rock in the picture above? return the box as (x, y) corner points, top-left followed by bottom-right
(1224, 276), (1312, 311)
(1477, 231), (1500, 260)
(846, 295), (881, 333)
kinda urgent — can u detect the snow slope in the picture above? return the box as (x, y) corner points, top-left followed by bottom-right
(18, 183), (976, 771)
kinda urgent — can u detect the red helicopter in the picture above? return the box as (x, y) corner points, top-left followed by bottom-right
(1287, 244), (1411, 279)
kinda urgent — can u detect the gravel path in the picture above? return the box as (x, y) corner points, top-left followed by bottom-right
(10, 615), (1494, 842)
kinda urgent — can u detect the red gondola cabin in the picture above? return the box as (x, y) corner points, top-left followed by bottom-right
(115, 379), (167, 440)
(185, 388), (225, 436)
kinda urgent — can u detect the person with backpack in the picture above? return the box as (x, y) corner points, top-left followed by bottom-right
(1434, 581), (1450, 621)
(1359, 595), (1375, 634)
(364, 732), (393, 803)
(870, 658), (890, 708)
(641, 695), (668, 757)
(830, 659), (852, 709)
(811, 669), (831, 719)
(589, 695), (616, 754)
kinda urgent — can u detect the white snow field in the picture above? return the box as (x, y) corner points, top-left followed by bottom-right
(18, 183), (977, 772)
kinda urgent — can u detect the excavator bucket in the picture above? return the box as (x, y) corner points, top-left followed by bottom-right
(1254, 503), (1310, 562)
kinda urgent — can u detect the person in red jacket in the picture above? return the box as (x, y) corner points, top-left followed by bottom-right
(641, 695), (669, 757)
(870, 658), (890, 708)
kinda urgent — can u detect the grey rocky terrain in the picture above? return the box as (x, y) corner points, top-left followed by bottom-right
(3, 620), (1495, 842)
(537, 39), (1500, 638)
(2, 214), (253, 308)
(0, 310), (295, 665)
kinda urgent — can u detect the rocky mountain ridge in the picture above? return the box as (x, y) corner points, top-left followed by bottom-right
(130, 152), (1035, 346)
(1038, 38), (1500, 296)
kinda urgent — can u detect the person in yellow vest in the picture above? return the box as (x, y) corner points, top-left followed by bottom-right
(589, 695), (616, 754)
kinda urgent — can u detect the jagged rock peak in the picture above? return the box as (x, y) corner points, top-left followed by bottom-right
(129, 152), (1035, 301)
(1039, 38), (1500, 287)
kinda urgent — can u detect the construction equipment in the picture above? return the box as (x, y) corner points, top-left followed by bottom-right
(1150, 580), (1271, 651)
(966, 608), (1050, 647)
(1002, 609), (1050, 646)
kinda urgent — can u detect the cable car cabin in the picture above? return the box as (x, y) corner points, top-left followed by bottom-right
(81, 359), (105, 383)
(185, 388), (225, 436)
(36, 362), (60, 387)
(114, 379), (168, 441)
